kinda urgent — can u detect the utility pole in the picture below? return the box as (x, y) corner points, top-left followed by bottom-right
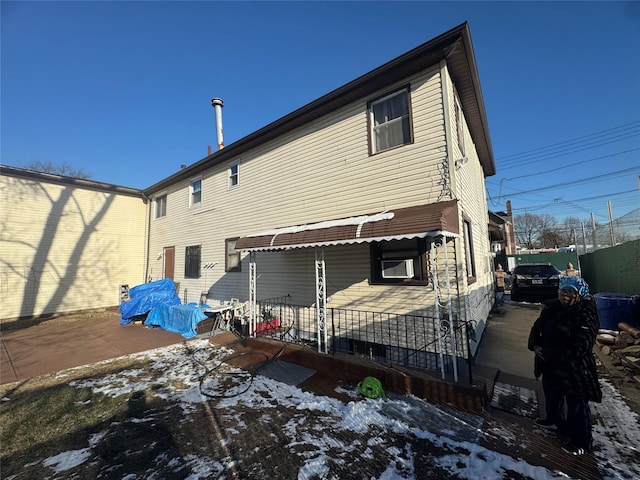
(607, 201), (616, 246)
(581, 222), (587, 254)
(591, 212), (597, 253)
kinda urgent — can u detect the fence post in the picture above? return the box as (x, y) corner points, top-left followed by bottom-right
(330, 308), (334, 355)
(466, 322), (473, 385)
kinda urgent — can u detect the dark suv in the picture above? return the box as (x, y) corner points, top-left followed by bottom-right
(510, 263), (562, 303)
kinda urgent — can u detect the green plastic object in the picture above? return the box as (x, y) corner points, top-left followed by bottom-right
(357, 376), (386, 399)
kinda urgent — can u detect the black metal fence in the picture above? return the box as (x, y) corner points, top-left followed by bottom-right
(254, 296), (470, 378)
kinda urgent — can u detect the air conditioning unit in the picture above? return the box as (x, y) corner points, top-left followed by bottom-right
(381, 259), (414, 279)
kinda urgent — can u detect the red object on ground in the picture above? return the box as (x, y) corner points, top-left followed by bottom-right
(253, 318), (279, 334)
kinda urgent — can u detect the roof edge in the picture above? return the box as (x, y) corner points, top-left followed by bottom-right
(144, 22), (494, 194)
(1, 165), (145, 198)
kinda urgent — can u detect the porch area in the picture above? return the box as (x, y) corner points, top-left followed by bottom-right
(228, 295), (474, 383)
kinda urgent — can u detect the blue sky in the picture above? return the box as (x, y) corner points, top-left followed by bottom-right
(2, 1), (639, 225)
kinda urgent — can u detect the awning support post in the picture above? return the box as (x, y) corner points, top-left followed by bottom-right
(443, 236), (458, 382)
(430, 241), (446, 380)
(249, 251), (257, 337)
(315, 247), (328, 353)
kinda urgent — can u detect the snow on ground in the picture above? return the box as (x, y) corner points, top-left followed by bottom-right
(40, 340), (640, 479)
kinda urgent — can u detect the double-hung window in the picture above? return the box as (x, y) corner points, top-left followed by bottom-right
(454, 91), (466, 156)
(369, 88), (412, 154)
(190, 179), (202, 207)
(228, 162), (239, 189)
(185, 245), (201, 278)
(155, 194), (167, 218)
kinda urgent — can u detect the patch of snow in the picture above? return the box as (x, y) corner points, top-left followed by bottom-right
(56, 339), (640, 479)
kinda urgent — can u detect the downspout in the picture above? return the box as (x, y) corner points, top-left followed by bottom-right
(142, 192), (152, 284)
(439, 58), (468, 357)
(439, 58), (458, 201)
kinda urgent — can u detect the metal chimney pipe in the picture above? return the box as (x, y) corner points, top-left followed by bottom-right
(211, 98), (224, 150)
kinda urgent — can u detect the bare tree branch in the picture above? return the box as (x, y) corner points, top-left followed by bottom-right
(22, 161), (92, 180)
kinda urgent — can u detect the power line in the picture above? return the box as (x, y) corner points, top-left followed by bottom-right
(500, 148), (640, 182)
(487, 122), (640, 210)
(492, 166), (639, 199)
(508, 189), (638, 213)
(496, 121), (640, 164)
(498, 131), (639, 168)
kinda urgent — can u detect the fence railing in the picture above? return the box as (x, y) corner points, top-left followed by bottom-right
(253, 297), (470, 378)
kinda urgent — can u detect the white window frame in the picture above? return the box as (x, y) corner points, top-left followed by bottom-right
(228, 161), (239, 190)
(225, 238), (241, 272)
(369, 87), (412, 154)
(189, 177), (202, 208)
(454, 90), (466, 156)
(463, 218), (476, 282)
(155, 193), (167, 219)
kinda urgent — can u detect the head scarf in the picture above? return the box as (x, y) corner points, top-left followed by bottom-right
(559, 276), (590, 297)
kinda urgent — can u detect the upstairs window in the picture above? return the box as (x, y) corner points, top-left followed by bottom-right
(190, 179), (202, 207)
(369, 88), (412, 154)
(226, 238), (241, 272)
(155, 194), (167, 218)
(185, 245), (201, 278)
(454, 91), (466, 156)
(370, 238), (428, 285)
(228, 162), (239, 189)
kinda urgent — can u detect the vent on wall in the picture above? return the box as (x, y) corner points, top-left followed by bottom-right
(381, 259), (414, 279)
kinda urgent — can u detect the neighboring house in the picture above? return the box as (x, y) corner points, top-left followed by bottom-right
(143, 23), (496, 377)
(0, 165), (147, 321)
(489, 200), (517, 270)
(489, 200), (517, 256)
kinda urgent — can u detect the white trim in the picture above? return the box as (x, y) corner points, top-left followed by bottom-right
(154, 192), (168, 219)
(189, 177), (202, 208)
(228, 160), (240, 190)
(239, 230), (460, 252)
(247, 212), (394, 238)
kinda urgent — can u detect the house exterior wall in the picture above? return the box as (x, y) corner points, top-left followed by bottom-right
(0, 172), (147, 321)
(440, 65), (493, 354)
(146, 60), (491, 336)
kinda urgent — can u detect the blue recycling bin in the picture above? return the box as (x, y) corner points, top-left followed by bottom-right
(594, 293), (638, 330)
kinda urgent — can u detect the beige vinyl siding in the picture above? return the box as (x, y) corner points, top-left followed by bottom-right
(441, 65), (493, 353)
(233, 244), (442, 316)
(147, 66), (450, 308)
(0, 174), (146, 321)
(146, 62), (491, 331)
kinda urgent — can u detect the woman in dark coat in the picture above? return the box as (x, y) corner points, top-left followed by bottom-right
(528, 276), (602, 455)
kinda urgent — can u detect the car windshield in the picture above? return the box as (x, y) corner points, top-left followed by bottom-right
(514, 265), (559, 276)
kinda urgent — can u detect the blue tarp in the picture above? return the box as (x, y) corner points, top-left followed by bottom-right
(119, 278), (181, 324)
(144, 303), (209, 338)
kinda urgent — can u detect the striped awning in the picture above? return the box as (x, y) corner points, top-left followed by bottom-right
(235, 200), (459, 252)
